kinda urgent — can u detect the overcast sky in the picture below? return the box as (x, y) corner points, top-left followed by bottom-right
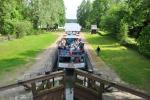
(64, 0), (83, 19)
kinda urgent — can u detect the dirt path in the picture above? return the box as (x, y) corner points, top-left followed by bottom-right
(81, 32), (121, 83)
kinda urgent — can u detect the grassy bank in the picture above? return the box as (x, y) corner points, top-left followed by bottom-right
(0, 32), (58, 78)
(85, 33), (150, 92)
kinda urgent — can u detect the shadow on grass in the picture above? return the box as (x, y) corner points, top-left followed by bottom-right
(86, 35), (117, 46)
(20, 49), (43, 57)
(0, 49), (43, 74)
(0, 58), (27, 73)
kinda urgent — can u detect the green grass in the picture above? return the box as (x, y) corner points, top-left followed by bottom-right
(0, 32), (58, 76)
(85, 33), (150, 92)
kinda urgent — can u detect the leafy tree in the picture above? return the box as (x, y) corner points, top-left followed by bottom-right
(0, 0), (65, 38)
(101, 4), (129, 41)
(125, 0), (150, 38)
(77, 0), (92, 28)
(2, 22), (14, 40)
(91, 0), (109, 27)
(28, 0), (65, 29)
(138, 25), (150, 58)
(77, 0), (150, 57)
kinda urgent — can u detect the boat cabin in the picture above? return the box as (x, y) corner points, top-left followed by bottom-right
(57, 34), (86, 69)
(91, 25), (97, 34)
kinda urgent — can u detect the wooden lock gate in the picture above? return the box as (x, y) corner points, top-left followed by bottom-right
(0, 69), (150, 100)
(0, 71), (65, 100)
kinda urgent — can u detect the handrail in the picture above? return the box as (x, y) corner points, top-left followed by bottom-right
(0, 70), (64, 91)
(1, 69), (149, 99)
(74, 69), (150, 99)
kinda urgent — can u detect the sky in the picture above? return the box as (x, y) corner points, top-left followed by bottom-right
(64, 0), (83, 19)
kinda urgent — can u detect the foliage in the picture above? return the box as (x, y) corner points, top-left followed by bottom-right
(138, 25), (150, 58)
(125, 0), (150, 39)
(1, 21), (14, 36)
(77, 0), (92, 29)
(100, 4), (129, 42)
(125, 0), (150, 57)
(77, 0), (109, 28)
(13, 21), (33, 38)
(26, 0), (65, 29)
(77, 0), (150, 57)
(90, 0), (109, 27)
(118, 20), (128, 44)
(0, 0), (65, 38)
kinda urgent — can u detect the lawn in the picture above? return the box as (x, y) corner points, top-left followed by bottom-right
(0, 32), (58, 79)
(85, 33), (150, 92)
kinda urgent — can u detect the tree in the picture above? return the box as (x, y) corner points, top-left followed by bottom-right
(0, 0), (65, 38)
(101, 3), (129, 41)
(28, 0), (65, 29)
(77, 0), (92, 28)
(91, 0), (109, 27)
(138, 25), (150, 58)
(126, 0), (150, 39)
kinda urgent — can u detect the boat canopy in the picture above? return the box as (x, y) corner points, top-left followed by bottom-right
(64, 23), (81, 32)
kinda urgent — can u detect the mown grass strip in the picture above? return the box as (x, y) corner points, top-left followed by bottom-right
(0, 32), (58, 76)
(85, 33), (150, 92)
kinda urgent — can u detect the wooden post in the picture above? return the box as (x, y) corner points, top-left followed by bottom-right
(63, 75), (66, 100)
(31, 82), (37, 96)
(46, 79), (51, 89)
(99, 82), (104, 100)
(74, 72), (77, 83)
(84, 77), (86, 86)
(53, 77), (55, 87)
(88, 79), (92, 88)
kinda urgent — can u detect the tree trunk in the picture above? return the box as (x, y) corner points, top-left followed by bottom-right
(16, 32), (20, 38)
(7, 34), (10, 40)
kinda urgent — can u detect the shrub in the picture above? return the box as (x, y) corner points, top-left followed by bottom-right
(13, 21), (33, 38)
(119, 20), (128, 44)
(101, 13), (120, 36)
(2, 22), (14, 35)
(0, 21), (14, 40)
(138, 25), (150, 58)
(100, 4), (129, 43)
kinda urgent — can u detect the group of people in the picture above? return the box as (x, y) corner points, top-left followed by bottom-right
(58, 38), (84, 56)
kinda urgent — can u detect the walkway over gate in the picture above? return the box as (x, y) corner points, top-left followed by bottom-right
(0, 69), (149, 100)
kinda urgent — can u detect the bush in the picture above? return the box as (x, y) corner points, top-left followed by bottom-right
(13, 21), (33, 38)
(100, 4), (129, 43)
(2, 22), (14, 34)
(0, 21), (14, 40)
(138, 25), (150, 58)
(101, 15), (119, 36)
(119, 20), (128, 44)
